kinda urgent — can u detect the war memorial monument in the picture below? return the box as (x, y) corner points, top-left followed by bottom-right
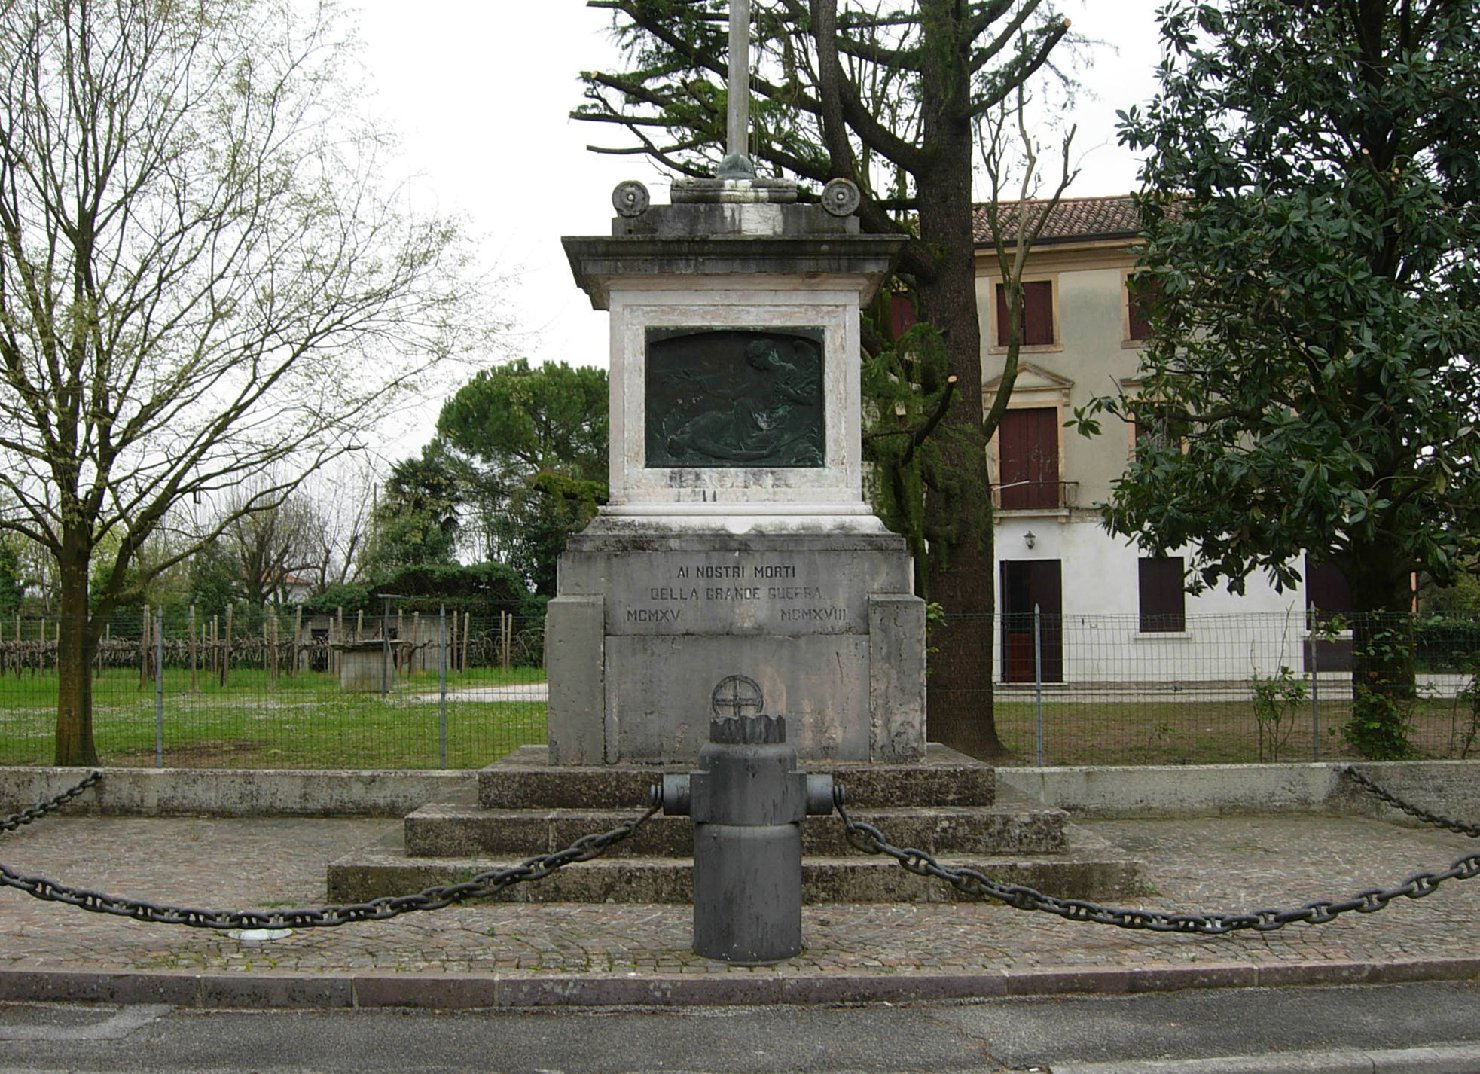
(551, 146), (924, 766)
(537, 0), (929, 768)
(327, 4), (1134, 911)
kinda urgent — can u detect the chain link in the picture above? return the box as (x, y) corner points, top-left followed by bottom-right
(0, 771), (102, 832)
(0, 772), (659, 930)
(1341, 765), (1480, 837)
(835, 770), (1479, 936)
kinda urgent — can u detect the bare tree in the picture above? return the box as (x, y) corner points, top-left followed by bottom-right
(298, 459), (379, 593)
(219, 488), (324, 608)
(0, 0), (478, 763)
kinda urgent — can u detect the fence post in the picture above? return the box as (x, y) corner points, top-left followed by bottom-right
(292, 605), (303, 676)
(154, 608), (165, 768)
(1310, 620), (1321, 761)
(438, 604), (448, 769)
(140, 606), (150, 688)
(188, 605), (198, 692)
(221, 605), (233, 687)
(380, 600), (391, 697)
(1033, 604), (1045, 767)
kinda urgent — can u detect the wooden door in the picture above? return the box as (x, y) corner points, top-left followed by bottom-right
(1000, 560), (1063, 683)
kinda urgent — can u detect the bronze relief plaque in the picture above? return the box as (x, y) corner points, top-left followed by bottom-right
(645, 327), (825, 468)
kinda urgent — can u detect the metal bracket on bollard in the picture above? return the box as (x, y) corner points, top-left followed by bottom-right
(654, 713), (834, 964)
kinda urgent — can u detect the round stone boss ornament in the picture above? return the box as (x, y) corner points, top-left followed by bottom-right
(821, 177), (861, 217)
(612, 180), (651, 218)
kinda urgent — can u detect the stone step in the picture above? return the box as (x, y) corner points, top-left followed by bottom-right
(326, 824), (1141, 905)
(478, 744), (998, 809)
(403, 802), (1068, 859)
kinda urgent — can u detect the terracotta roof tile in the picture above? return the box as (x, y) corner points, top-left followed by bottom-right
(972, 194), (1142, 245)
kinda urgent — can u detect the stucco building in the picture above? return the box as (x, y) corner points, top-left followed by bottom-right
(973, 196), (1337, 684)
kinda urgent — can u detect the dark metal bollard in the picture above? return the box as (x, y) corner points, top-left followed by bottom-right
(657, 714), (834, 964)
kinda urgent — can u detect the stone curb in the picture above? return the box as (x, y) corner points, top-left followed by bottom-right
(0, 956), (1474, 1010)
(1050, 1043), (1480, 1074)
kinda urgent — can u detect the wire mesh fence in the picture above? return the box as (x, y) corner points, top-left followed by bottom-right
(0, 606), (549, 769)
(1, 608), (1476, 769)
(971, 611), (1480, 765)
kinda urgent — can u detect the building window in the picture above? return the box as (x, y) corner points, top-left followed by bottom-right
(997, 407), (1060, 510)
(1126, 273), (1161, 342)
(1138, 556), (1186, 633)
(996, 279), (1054, 347)
(1304, 555), (1355, 618)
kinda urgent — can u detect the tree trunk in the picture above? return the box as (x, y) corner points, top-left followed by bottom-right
(913, 0), (1009, 761)
(53, 530), (99, 767)
(1344, 539), (1418, 758)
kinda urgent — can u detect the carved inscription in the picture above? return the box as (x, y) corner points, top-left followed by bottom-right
(619, 558), (850, 630)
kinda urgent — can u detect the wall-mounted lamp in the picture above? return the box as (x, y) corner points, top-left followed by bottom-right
(1023, 530), (1037, 550)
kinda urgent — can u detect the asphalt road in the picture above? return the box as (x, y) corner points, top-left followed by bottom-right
(0, 981), (1476, 1074)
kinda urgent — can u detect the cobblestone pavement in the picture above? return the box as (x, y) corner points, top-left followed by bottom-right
(0, 811), (1474, 1006)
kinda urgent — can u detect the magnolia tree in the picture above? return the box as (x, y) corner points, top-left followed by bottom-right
(0, 0), (481, 764)
(1076, 0), (1480, 757)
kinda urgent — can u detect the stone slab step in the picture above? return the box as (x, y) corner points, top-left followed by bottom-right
(402, 802), (1068, 859)
(478, 744), (998, 810)
(326, 825), (1140, 905)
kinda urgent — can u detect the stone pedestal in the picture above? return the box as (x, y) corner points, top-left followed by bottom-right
(555, 178), (924, 766)
(546, 527), (924, 764)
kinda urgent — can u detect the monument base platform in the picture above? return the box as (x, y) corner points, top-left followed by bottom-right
(545, 525), (926, 765)
(326, 745), (1146, 906)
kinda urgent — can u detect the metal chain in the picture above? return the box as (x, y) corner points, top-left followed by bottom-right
(0, 772), (659, 930)
(0, 771), (102, 833)
(835, 776), (1480, 935)
(1341, 766), (1480, 838)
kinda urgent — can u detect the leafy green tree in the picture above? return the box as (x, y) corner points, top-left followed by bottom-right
(0, 535), (24, 618)
(188, 539), (242, 620)
(1077, 0), (1480, 757)
(0, 0), (473, 763)
(360, 448), (464, 579)
(436, 360), (608, 596)
(578, 0), (1073, 758)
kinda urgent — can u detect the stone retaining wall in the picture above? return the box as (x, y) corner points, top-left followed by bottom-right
(0, 760), (1473, 820)
(997, 760), (1480, 822)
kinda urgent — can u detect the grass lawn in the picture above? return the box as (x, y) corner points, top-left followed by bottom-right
(992, 695), (1478, 766)
(0, 666), (547, 769)
(1, 666), (1473, 769)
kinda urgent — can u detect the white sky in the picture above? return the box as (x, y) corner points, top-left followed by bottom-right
(350, 0), (1164, 458)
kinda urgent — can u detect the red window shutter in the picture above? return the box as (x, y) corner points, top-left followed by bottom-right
(996, 281), (1054, 347)
(888, 292), (916, 339)
(999, 408), (1059, 510)
(1127, 274), (1159, 341)
(1023, 281), (1054, 345)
